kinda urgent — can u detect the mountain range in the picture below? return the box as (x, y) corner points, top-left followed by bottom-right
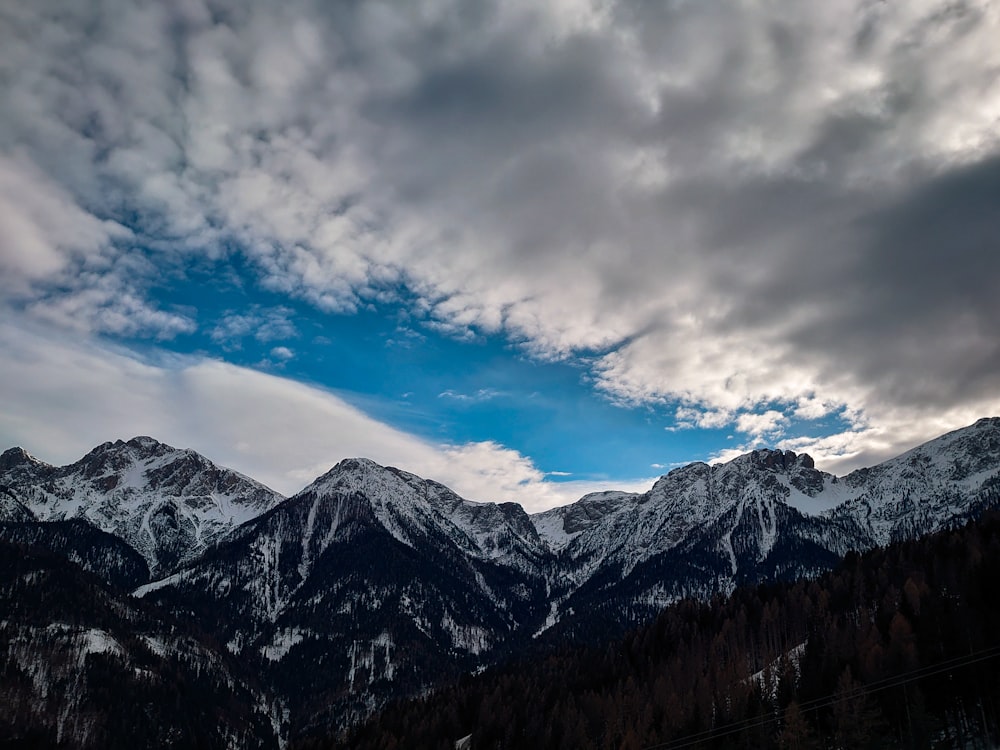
(2, 417), (1000, 746)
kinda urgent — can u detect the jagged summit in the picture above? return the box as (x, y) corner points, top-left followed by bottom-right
(297, 455), (548, 567)
(321, 456), (386, 475)
(0, 446), (49, 472)
(1, 446), (35, 465)
(0, 438), (284, 576)
(126, 435), (164, 449)
(735, 448), (815, 471)
(83, 436), (172, 457)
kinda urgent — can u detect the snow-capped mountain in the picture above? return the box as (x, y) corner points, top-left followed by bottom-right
(136, 458), (552, 732)
(0, 437), (284, 576)
(529, 449), (864, 639)
(299, 458), (551, 570)
(528, 419), (1000, 639)
(829, 416), (1000, 545)
(3, 418), (1000, 745)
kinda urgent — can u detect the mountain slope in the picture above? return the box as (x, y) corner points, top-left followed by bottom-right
(4, 418), (1000, 742)
(0, 519), (150, 589)
(138, 460), (553, 736)
(333, 513), (1000, 750)
(830, 416), (1000, 544)
(0, 540), (280, 749)
(0, 438), (284, 576)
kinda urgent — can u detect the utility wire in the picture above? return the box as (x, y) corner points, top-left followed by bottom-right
(640, 643), (1000, 750)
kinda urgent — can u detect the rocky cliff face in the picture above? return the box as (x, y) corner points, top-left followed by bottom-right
(0, 437), (284, 576)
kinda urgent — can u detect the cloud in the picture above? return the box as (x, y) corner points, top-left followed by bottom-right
(27, 284), (196, 340)
(438, 388), (502, 403)
(0, 154), (117, 294)
(734, 410), (789, 439)
(0, 155), (190, 339)
(210, 306), (298, 349)
(0, 320), (647, 512)
(2, 0), (1000, 467)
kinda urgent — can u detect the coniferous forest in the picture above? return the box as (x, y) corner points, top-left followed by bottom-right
(311, 514), (1000, 750)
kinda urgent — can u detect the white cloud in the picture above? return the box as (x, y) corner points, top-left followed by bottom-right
(0, 320), (648, 512)
(0, 153), (123, 295)
(734, 410), (789, 439)
(438, 388), (502, 402)
(211, 307), (298, 348)
(0, 152), (190, 340)
(671, 406), (734, 431)
(27, 285), (196, 340)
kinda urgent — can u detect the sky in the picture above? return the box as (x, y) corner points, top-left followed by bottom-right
(1, 0), (999, 512)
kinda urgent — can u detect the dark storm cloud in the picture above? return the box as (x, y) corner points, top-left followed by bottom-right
(790, 156), (1000, 406)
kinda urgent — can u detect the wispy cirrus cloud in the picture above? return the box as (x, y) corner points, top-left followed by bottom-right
(438, 388), (503, 403)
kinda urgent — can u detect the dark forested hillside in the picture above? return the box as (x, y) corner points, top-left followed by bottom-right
(320, 514), (1000, 750)
(0, 519), (150, 589)
(0, 542), (279, 749)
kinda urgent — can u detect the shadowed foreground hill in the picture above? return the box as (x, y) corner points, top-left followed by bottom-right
(317, 514), (1000, 750)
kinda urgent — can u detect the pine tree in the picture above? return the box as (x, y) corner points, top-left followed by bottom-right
(777, 701), (817, 750)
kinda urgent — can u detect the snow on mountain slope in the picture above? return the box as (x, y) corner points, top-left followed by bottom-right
(532, 490), (638, 551)
(300, 458), (551, 570)
(5, 418), (1000, 740)
(141, 459), (552, 635)
(0, 438), (284, 576)
(125, 419), (1000, 649)
(0, 487), (35, 522)
(828, 416), (1000, 544)
(535, 450), (827, 581)
(531, 417), (1000, 586)
(137, 472), (552, 732)
(527, 427), (1000, 636)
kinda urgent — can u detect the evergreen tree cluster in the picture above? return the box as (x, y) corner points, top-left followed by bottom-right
(0, 541), (278, 749)
(320, 515), (1000, 750)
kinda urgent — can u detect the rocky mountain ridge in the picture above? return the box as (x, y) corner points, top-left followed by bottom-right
(0, 436), (284, 576)
(3, 417), (1000, 745)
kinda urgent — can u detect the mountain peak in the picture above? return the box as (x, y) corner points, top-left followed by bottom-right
(311, 457), (407, 490)
(82, 437), (174, 461)
(330, 457), (386, 473)
(1, 438), (284, 576)
(0, 446), (43, 471)
(125, 435), (168, 451)
(736, 448), (815, 472)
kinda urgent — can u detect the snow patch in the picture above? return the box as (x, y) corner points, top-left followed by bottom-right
(261, 628), (306, 662)
(531, 512), (581, 551)
(348, 633), (396, 690)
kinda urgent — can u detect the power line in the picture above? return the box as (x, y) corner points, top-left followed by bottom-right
(640, 644), (1000, 750)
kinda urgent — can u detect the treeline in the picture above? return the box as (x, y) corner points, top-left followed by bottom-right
(308, 514), (1000, 749)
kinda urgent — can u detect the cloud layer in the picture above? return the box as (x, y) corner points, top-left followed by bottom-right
(2, 0), (1000, 474)
(0, 321), (649, 511)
